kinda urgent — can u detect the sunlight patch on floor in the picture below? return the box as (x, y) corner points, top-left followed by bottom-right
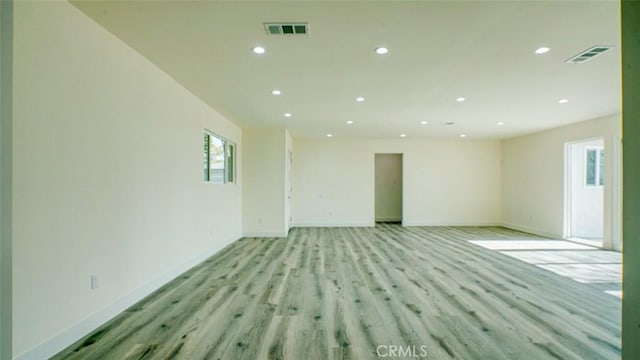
(536, 263), (621, 284)
(605, 290), (623, 298)
(468, 240), (595, 251)
(500, 250), (621, 264)
(468, 239), (622, 297)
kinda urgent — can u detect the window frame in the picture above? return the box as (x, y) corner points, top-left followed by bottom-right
(204, 130), (236, 184)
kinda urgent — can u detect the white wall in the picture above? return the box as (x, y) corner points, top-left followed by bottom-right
(293, 139), (502, 227)
(375, 154), (403, 222)
(242, 129), (287, 236)
(13, 2), (242, 358)
(502, 114), (621, 249)
(569, 140), (604, 239)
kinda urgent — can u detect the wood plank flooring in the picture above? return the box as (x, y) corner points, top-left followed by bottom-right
(52, 225), (621, 360)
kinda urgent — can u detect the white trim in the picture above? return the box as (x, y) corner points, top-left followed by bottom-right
(243, 231), (288, 237)
(501, 222), (559, 239)
(293, 222), (375, 228)
(566, 237), (602, 248)
(563, 141), (573, 239)
(403, 221), (501, 227)
(15, 234), (242, 360)
(611, 136), (623, 251)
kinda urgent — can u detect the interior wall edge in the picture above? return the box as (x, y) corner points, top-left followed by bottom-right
(621, 0), (640, 358)
(0, 0), (13, 358)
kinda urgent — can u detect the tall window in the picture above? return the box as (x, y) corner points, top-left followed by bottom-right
(585, 147), (604, 187)
(204, 132), (235, 184)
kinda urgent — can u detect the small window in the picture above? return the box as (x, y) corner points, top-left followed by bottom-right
(585, 147), (604, 187)
(204, 131), (236, 184)
(226, 142), (235, 183)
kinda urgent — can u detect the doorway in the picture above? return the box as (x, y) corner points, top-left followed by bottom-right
(565, 139), (604, 246)
(375, 154), (403, 223)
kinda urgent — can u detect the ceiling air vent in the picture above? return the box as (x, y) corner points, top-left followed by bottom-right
(264, 22), (308, 35)
(565, 45), (613, 64)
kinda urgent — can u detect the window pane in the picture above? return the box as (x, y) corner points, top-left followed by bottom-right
(226, 143), (235, 183)
(586, 149), (596, 186)
(203, 131), (235, 184)
(203, 133), (210, 181)
(599, 149), (605, 186)
(209, 135), (225, 184)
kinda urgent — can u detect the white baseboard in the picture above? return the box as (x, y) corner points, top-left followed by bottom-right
(293, 222), (375, 228)
(402, 221), (501, 227)
(15, 234), (242, 360)
(243, 231), (288, 237)
(500, 223), (559, 239)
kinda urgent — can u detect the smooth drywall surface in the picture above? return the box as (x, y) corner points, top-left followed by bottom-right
(502, 114), (621, 249)
(375, 154), (403, 222)
(569, 140), (604, 239)
(293, 139), (374, 226)
(1, 1), (13, 358)
(293, 139), (501, 227)
(622, 1), (640, 357)
(13, 2), (242, 358)
(242, 129), (286, 236)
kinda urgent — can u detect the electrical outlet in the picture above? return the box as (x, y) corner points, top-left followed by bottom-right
(91, 274), (99, 290)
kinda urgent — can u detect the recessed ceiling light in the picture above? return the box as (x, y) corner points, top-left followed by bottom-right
(375, 47), (388, 55)
(326, 133), (333, 138)
(456, 97), (465, 102)
(535, 47), (550, 54)
(420, 121), (428, 125)
(252, 46), (266, 54)
(346, 120), (354, 125)
(400, 134), (407, 138)
(459, 134), (467, 138)
(284, 112), (292, 117)
(271, 90), (281, 95)
(559, 99), (569, 104)
(497, 122), (505, 126)
(356, 97), (365, 102)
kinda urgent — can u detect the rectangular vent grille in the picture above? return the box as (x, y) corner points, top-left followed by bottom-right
(566, 45), (613, 64)
(264, 22), (308, 35)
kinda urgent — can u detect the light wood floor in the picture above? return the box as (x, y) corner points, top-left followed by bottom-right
(53, 225), (621, 360)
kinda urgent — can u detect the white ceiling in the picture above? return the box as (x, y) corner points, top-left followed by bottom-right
(72, 0), (621, 140)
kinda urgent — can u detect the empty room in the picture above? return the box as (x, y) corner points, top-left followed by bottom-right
(1, 1), (639, 360)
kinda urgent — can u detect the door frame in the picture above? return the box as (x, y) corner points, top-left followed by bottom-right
(563, 136), (621, 250)
(374, 153), (404, 224)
